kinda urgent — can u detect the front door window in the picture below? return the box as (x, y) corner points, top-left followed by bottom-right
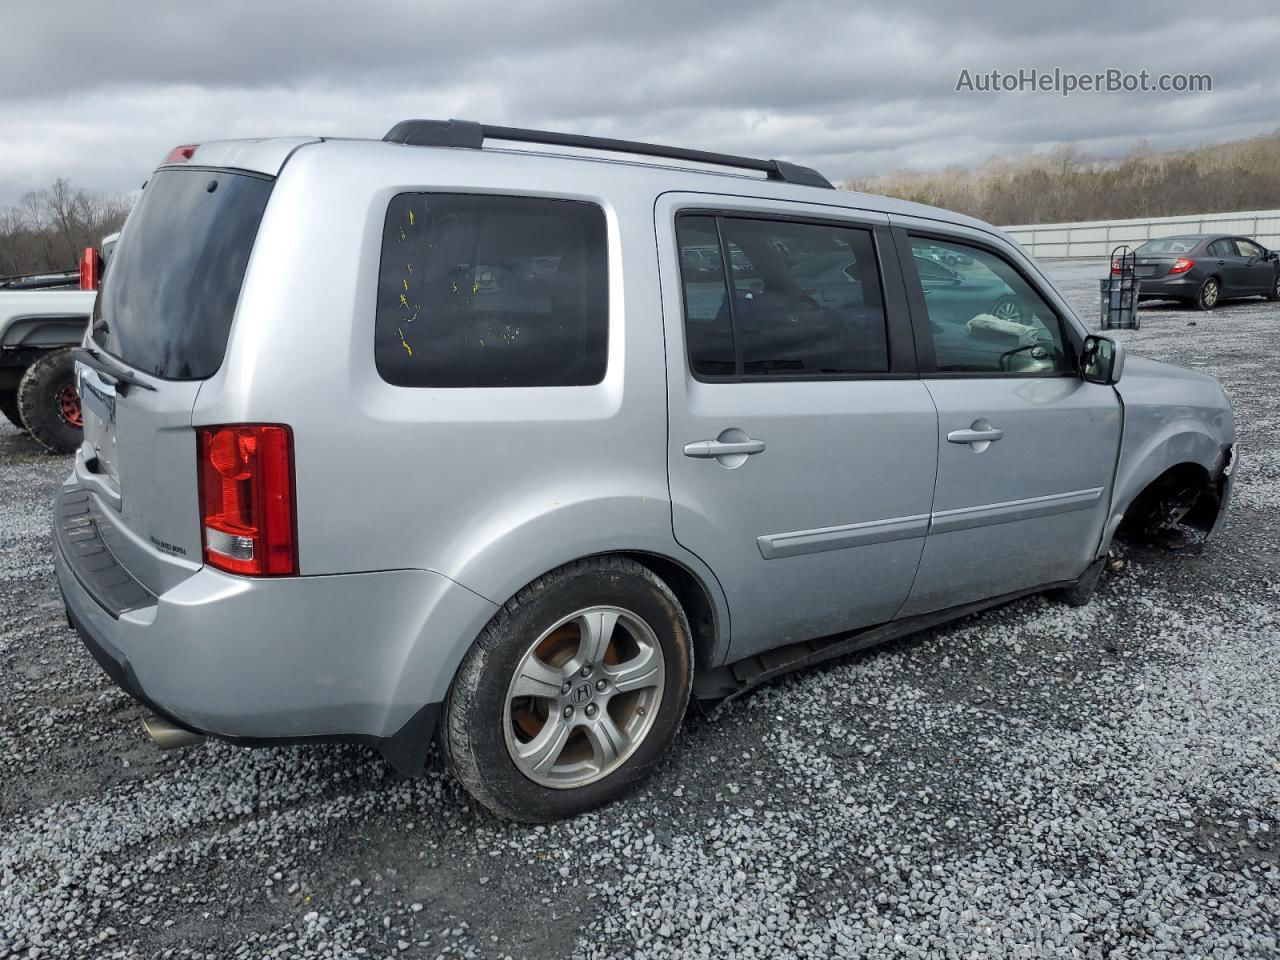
(905, 237), (1071, 376)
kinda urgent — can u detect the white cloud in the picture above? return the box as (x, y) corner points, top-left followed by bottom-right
(1, 0), (1276, 205)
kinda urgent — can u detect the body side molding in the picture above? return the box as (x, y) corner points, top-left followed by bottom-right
(929, 487), (1104, 535)
(757, 514), (930, 560)
(756, 487), (1102, 561)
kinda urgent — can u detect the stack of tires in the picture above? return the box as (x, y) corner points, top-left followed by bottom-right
(0, 346), (82, 454)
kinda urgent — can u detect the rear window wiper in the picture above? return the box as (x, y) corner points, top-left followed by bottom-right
(72, 346), (157, 394)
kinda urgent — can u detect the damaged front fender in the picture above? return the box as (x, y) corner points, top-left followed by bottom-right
(1202, 461), (1234, 542)
(1106, 443), (1234, 552)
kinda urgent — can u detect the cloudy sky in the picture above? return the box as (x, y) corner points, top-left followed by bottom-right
(2, 0), (1278, 206)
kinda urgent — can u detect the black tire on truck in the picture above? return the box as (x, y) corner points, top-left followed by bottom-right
(17, 347), (82, 454)
(0, 389), (24, 431)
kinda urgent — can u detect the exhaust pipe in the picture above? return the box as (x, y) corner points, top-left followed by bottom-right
(142, 714), (206, 750)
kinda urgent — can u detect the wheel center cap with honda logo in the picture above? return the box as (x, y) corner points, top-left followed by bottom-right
(571, 682), (594, 705)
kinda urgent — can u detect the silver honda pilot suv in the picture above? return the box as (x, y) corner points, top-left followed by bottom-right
(56, 120), (1234, 821)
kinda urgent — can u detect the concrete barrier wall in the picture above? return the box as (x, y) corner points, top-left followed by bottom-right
(1002, 209), (1280, 259)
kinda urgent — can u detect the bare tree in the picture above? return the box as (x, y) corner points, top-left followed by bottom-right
(845, 129), (1280, 225)
(0, 180), (132, 278)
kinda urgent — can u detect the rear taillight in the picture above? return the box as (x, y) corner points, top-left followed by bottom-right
(163, 144), (199, 164)
(79, 247), (102, 290)
(197, 425), (297, 576)
(1170, 258), (1195, 275)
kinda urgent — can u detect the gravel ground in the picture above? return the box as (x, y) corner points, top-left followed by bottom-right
(1, 258), (1277, 959)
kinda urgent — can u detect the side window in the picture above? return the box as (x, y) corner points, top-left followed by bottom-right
(675, 214), (890, 379)
(375, 194), (607, 387)
(675, 216), (735, 377)
(1208, 239), (1234, 257)
(1235, 238), (1264, 258)
(907, 236), (1071, 375)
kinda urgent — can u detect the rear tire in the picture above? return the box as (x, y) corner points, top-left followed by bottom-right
(1195, 277), (1220, 311)
(440, 557), (692, 822)
(17, 347), (82, 454)
(0, 389), (24, 431)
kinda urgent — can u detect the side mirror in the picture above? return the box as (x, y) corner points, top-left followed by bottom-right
(999, 343), (1055, 373)
(1081, 334), (1124, 385)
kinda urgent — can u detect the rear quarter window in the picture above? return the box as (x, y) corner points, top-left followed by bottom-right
(374, 194), (608, 388)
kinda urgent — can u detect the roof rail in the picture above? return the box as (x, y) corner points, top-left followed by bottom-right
(382, 118), (835, 189)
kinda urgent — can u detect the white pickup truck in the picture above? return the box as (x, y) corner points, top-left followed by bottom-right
(0, 236), (115, 452)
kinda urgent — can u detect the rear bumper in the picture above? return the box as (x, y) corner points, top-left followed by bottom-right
(1137, 274), (1200, 299)
(54, 482), (498, 771)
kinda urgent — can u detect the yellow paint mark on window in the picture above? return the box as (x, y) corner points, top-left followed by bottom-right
(403, 278), (409, 292)
(408, 209), (416, 227)
(398, 328), (413, 357)
(399, 294), (409, 310)
(472, 280), (480, 294)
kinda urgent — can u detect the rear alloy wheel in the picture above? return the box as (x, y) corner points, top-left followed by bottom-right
(1196, 277), (1220, 311)
(504, 606), (666, 789)
(17, 347), (82, 453)
(1266, 272), (1280, 302)
(0, 389), (24, 432)
(441, 557), (692, 822)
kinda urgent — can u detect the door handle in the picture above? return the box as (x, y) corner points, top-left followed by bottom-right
(684, 439), (767, 458)
(947, 427), (1004, 444)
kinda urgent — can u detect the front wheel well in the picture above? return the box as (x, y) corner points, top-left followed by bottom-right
(1118, 461), (1222, 538)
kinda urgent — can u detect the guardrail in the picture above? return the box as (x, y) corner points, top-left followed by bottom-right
(1002, 209), (1280, 259)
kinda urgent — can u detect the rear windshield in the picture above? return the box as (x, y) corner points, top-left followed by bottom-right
(1135, 237), (1200, 255)
(93, 169), (273, 379)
